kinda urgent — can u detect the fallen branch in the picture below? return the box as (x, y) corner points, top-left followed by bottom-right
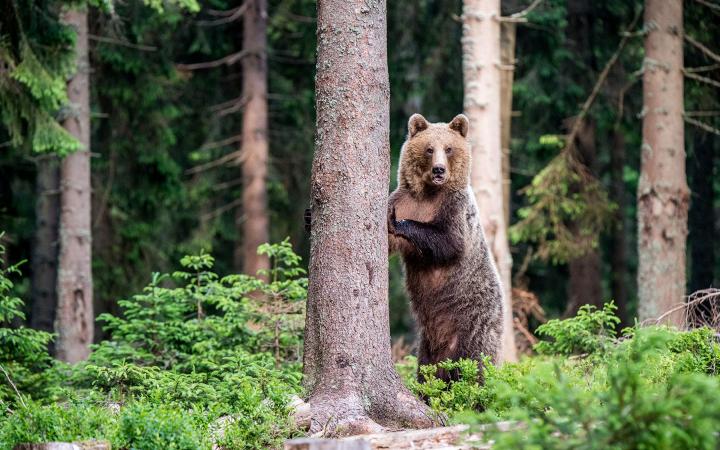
(641, 289), (720, 327)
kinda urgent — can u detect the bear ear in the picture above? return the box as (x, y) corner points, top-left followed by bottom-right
(408, 114), (429, 137)
(449, 114), (469, 138)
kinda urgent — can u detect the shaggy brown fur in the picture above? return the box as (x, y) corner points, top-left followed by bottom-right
(389, 114), (503, 382)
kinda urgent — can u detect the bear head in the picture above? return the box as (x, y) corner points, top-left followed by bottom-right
(397, 114), (471, 195)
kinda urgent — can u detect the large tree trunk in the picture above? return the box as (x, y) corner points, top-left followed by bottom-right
(462, 0), (517, 362)
(235, 0), (270, 276)
(610, 130), (629, 324)
(30, 155), (60, 334)
(302, 0), (435, 436)
(637, 0), (688, 325)
(55, 8), (93, 363)
(564, 119), (603, 317)
(689, 132), (715, 292)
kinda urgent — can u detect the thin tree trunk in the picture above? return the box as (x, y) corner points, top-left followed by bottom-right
(564, 119), (603, 317)
(610, 130), (629, 324)
(236, 0), (270, 276)
(462, 0), (517, 362)
(637, 0), (688, 325)
(500, 21), (515, 228)
(689, 131), (715, 292)
(31, 155), (60, 334)
(55, 7), (93, 363)
(302, 0), (435, 435)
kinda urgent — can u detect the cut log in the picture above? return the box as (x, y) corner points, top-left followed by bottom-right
(285, 422), (520, 450)
(286, 425), (486, 450)
(13, 442), (110, 450)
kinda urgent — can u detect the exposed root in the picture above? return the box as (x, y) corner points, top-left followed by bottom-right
(297, 387), (440, 437)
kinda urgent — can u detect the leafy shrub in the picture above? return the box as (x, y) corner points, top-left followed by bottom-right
(411, 304), (720, 449)
(486, 328), (720, 450)
(410, 358), (489, 415)
(115, 402), (210, 450)
(534, 302), (620, 355)
(0, 240), (306, 450)
(0, 237), (54, 405)
(0, 400), (116, 448)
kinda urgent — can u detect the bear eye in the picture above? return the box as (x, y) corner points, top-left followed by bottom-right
(445, 147), (453, 155)
(425, 147), (434, 155)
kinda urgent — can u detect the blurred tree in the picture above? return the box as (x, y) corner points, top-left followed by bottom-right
(637, 0), (688, 325)
(30, 154), (59, 335)
(55, 6), (94, 362)
(237, 0), (270, 277)
(563, 0), (602, 317)
(462, 0), (517, 362)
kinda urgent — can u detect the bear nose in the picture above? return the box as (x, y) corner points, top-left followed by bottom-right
(432, 165), (446, 175)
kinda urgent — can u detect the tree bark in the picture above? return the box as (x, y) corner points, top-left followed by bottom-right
(462, 0), (517, 362)
(55, 7), (93, 363)
(236, 0), (270, 276)
(303, 0), (435, 435)
(637, 0), (688, 325)
(609, 130), (629, 324)
(689, 131), (715, 292)
(31, 155), (60, 334)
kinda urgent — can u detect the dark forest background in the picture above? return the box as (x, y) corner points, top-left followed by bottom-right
(1, 0), (718, 342)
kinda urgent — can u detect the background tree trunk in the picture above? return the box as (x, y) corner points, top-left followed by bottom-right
(564, 119), (603, 317)
(637, 0), (688, 325)
(302, 0), (434, 435)
(610, 129), (629, 324)
(689, 132), (715, 292)
(55, 8), (93, 363)
(236, 0), (270, 277)
(462, 0), (517, 362)
(31, 154), (60, 335)
(500, 21), (515, 229)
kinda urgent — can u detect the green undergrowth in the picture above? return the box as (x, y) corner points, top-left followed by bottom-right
(4, 233), (720, 449)
(401, 303), (720, 449)
(0, 239), (305, 450)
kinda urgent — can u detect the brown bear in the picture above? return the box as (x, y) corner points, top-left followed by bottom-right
(388, 113), (503, 381)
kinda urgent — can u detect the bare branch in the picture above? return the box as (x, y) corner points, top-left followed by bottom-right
(88, 34), (157, 51)
(685, 64), (720, 73)
(693, 0), (720, 14)
(209, 95), (249, 117)
(510, 0), (544, 18)
(684, 70), (720, 89)
(685, 110), (720, 117)
(176, 50), (252, 71)
(0, 363), (26, 408)
(197, 1), (249, 26)
(685, 115), (720, 136)
(684, 34), (720, 64)
(201, 198), (244, 221)
(186, 147), (245, 175)
(565, 10), (642, 155)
